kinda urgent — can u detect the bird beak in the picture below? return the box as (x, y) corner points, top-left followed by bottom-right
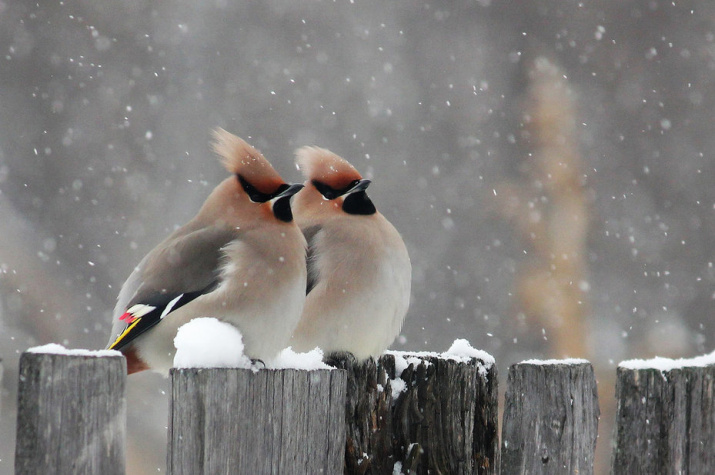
(347, 179), (371, 194)
(275, 183), (304, 199)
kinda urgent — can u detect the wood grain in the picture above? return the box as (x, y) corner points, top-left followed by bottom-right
(501, 362), (599, 475)
(167, 368), (346, 475)
(612, 364), (715, 474)
(331, 353), (499, 475)
(15, 352), (126, 475)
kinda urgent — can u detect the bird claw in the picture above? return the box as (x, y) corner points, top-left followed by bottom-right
(324, 351), (358, 368)
(251, 358), (266, 369)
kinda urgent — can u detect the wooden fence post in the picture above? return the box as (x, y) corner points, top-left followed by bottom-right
(612, 358), (715, 474)
(167, 368), (346, 475)
(14, 348), (126, 475)
(330, 352), (499, 475)
(500, 360), (599, 475)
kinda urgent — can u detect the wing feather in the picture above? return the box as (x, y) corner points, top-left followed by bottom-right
(107, 225), (239, 349)
(302, 225), (322, 294)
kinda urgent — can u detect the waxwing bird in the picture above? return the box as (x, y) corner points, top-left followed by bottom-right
(107, 129), (307, 374)
(289, 146), (411, 359)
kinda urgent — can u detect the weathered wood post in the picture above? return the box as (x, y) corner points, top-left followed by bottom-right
(15, 346), (126, 475)
(500, 360), (599, 475)
(167, 368), (347, 475)
(612, 355), (715, 474)
(331, 350), (499, 474)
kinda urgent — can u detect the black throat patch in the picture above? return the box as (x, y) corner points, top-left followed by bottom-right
(342, 191), (376, 215)
(273, 195), (294, 222)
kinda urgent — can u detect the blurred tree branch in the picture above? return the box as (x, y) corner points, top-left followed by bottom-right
(495, 56), (591, 359)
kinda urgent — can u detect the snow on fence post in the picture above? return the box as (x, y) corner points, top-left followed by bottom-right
(14, 346), (126, 475)
(612, 354), (715, 474)
(500, 360), (599, 475)
(330, 346), (499, 475)
(167, 367), (347, 475)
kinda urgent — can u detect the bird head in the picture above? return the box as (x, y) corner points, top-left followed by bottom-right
(202, 128), (303, 227)
(293, 146), (376, 221)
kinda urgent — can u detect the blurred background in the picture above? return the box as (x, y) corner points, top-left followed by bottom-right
(1, 1), (713, 473)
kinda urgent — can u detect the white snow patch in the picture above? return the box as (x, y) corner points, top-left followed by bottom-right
(445, 339), (495, 365)
(27, 343), (121, 358)
(619, 350), (715, 372)
(389, 378), (407, 399)
(270, 347), (332, 370)
(392, 353), (409, 376)
(520, 358), (590, 365)
(392, 461), (403, 475)
(387, 339), (495, 379)
(173, 318), (252, 369)
(391, 352), (428, 377)
(386, 349), (442, 360)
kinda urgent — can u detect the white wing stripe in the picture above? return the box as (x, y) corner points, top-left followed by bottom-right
(161, 294), (184, 319)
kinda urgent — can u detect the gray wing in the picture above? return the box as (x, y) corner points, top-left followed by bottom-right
(302, 225), (322, 294)
(108, 225), (239, 347)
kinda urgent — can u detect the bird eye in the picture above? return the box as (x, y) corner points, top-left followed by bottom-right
(312, 180), (340, 200)
(238, 175), (271, 203)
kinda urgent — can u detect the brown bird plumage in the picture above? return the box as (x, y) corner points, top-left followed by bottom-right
(289, 147), (411, 359)
(108, 129), (307, 374)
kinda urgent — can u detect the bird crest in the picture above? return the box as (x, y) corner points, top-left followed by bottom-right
(212, 128), (284, 194)
(296, 146), (363, 190)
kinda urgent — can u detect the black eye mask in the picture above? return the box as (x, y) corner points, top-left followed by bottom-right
(311, 179), (360, 200)
(238, 175), (289, 203)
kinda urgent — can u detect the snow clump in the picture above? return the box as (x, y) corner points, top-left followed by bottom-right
(619, 350), (715, 373)
(270, 347), (332, 370)
(173, 317), (252, 369)
(27, 343), (121, 358)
